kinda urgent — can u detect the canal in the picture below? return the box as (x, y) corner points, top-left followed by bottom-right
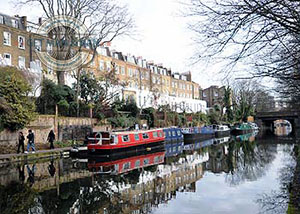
(0, 132), (299, 214)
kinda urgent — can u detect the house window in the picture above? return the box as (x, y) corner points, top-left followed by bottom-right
(4, 53), (11, 65)
(46, 43), (53, 53)
(47, 66), (53, 75)
(99, 60), (105, 70)
(214, 92), (219, 97)
(3, 32), (11, 46)
(0, 15), (4, 24)
(106, 61), (111, 71)
(203, 92), (207, 97)
(122, 135), (129, 142)
(12, 19), (18, 28)
(142, 133), (149, 139)
(35, 40), (42, 51)
(18, 56), (25, 68)
(18, 36), (25, 49)
(115, 65), (119, 74)
(121, 66), (125, 75)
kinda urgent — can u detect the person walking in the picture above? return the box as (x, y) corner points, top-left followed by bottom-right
(47, 130), (55, 149)
(26, 130), (35, 153)
(17, 132), (25, 153)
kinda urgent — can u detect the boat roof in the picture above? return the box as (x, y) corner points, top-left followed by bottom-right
(112, 128), (164, 135)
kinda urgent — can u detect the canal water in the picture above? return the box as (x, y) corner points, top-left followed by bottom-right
(0, 132), (299, 214)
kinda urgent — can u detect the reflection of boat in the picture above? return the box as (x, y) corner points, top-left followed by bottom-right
(212, 125), (230, 137)
(87, 150), (165, 175)
(182, 126), (215, 143)
(165, 141), (184, 157)
(213, 136), (231, 145)
(233, 131), (258, 142)
(231, 123), (254, 135)
(163, 127), (184, 142)
(88, 129), (165, 157)
(183, 138), (214, 151)
(248, 122), (259, 130)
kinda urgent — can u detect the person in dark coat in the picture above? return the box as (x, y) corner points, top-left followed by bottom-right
(27, 130), (35, 153)
(47, 130), (55, 149)
(17, 132), (25, 153)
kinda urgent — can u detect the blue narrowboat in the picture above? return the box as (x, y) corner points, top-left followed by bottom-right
(163, 127), (184, 142)
(182, 126), (215, 143)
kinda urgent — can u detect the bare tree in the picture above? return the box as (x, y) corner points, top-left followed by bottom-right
(18, 0), (134, 85)
(183, 0), (300, 94)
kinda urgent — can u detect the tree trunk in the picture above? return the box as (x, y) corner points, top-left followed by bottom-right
(57, 71), (65, 85)
(76, 69), (81, 117)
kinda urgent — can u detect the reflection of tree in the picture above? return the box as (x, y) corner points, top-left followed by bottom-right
(256, 145), (298, 214)
(225, 141), (277, 186)
(205, 140), (277, 186)
(0, 182), (37, 214)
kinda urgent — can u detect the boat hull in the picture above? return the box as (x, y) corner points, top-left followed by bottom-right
(215, 130), (230, 137)
(230, 128), (253, 135)
(183, 133), (214, 144)
(88, 141), (165, 157)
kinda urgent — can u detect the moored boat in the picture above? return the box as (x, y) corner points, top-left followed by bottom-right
(182, 126), (215, 143)
(212, 125), (230, 137)
(87, 129), (165, 157)
(163, 127), (184, 142)
(230, 123), (254, 135)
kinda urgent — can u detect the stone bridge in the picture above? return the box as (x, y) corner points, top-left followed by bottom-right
(255, 111), (300, 138)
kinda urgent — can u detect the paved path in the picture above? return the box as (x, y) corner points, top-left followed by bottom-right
(0, 147), (71, 165)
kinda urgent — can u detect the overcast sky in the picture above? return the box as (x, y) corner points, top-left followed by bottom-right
(4, 0), (232, 88)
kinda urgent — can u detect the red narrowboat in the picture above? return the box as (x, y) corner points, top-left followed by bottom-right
(87, 129), (165, 157)
(88, 151), (165, 174)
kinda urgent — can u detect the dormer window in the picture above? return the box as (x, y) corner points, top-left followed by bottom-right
(12, 19), (18, 28)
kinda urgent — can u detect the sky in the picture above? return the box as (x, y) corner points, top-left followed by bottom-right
(2, 0), (238, 88)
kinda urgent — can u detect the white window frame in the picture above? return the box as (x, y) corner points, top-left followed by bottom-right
(99, 60), (105, 71)
(3, 32), (11, 46)
(0, 15), (4, 24)
(18, 56), (26, 68)
(35, 39), (42, 51)
(18, 35), (25, 49)
(3, 53), (11, 65)
(12, 19), (18, 28)
(121, 66), (125, 75)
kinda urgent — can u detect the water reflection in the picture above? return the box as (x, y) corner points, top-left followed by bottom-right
(0, 133), (298, 214)
(274, 119), (293, 136)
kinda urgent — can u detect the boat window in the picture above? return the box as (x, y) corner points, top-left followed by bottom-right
(153, 132), (158, 138)
(177, 130), (181, 136)
(123, 162), (130, 171)
(168, 131), (171, 136)
(112, 135), (118, 144)
(172, 131), (176, 136)
(159, 132), (163, 137)
(135, 160), (140, 167)
(143, 158), (149, 165)
(142, 133), (149, 139)
(154, 156), (160, 163)
(114, 164), (119, 172)
(134, 134), (140, 141)
(122, 135), (129, 142)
